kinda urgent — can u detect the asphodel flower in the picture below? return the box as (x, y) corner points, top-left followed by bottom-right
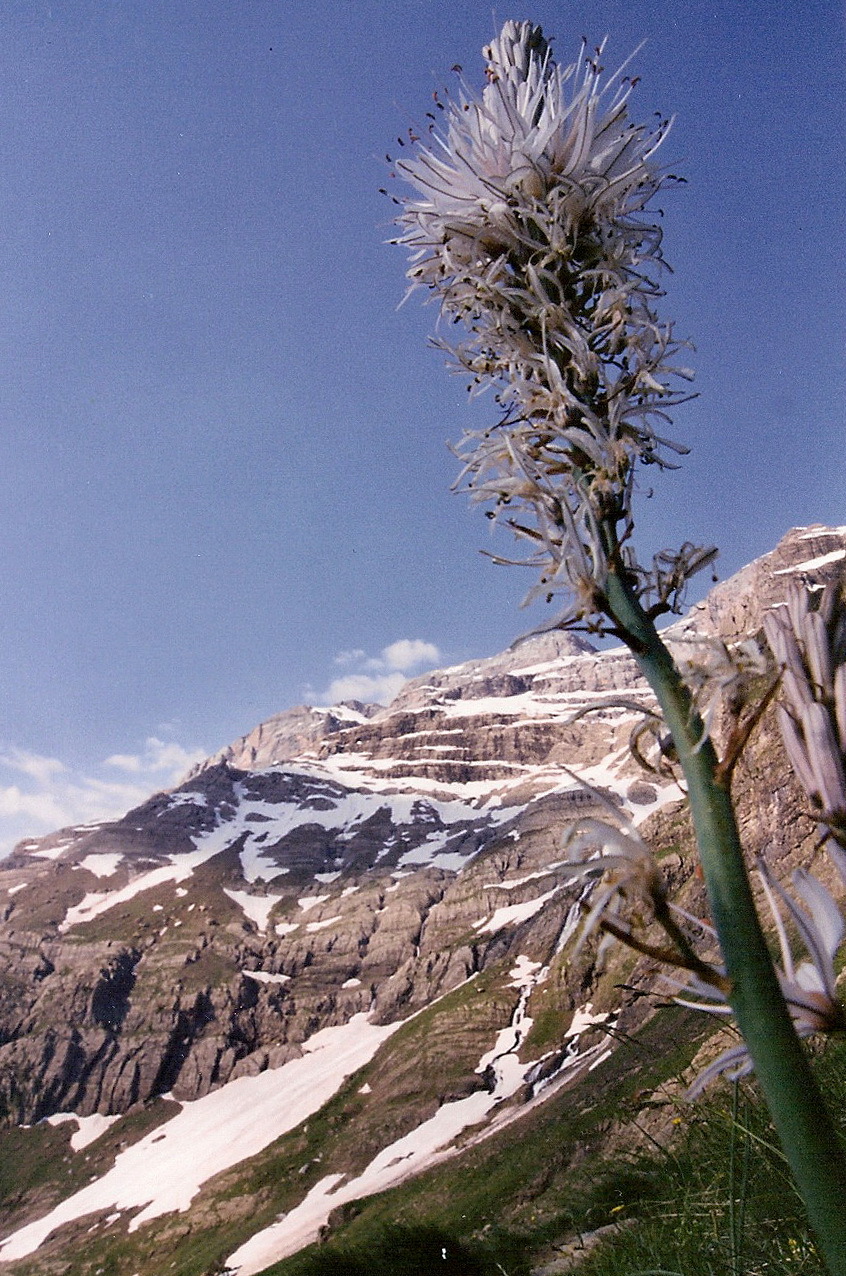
(764, 582), (846, 845)
(561, 815), (664, 953)
(674, 852), (846, 1096)
(392, 20), (701, 624)
(669, 632), (769, 746)
(394, 21), (670, 274)
(561, 812), (730, 990)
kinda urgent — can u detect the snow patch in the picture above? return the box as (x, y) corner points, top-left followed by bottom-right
(799, 526), (846, 540)
(305, 915), (341, 933)
(565, 1003), (613, 1039)
(240, 845), (290, 884)
(310, 704), (372, 724)
(474, 888), (559, 935)
(45, 1112), (121, 1152)
(77, 853), (123, 878)
(0, 1016), (398, 1263)
(58, 822), (246, 932)
(274, 921), (300, 936)
(506, 956), (542, 988)
(223, 890), (283, 932)
(483, 863), (567, 891)
(168, 791), (207, 807)
(298, 894), (328, 913)
(30, 845), (69, 861)
(775, 548), (846, 574)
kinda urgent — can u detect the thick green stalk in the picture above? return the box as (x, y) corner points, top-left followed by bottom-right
(602, 562), (846, 1274)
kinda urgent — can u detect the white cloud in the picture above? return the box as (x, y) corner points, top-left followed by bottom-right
(377, 639), (441, 672)
(324, 672), (408, 705)
(333, 648), (366, 667)
(0, 748), (68, 787)
(104, 737), (207, 776)
(316, 637), (441, 707)
(0, 736), (207, 859)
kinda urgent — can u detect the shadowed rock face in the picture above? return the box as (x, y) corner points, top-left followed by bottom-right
(0, 525), (841, 1127)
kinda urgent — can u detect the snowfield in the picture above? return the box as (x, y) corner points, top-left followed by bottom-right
(225, 957), (545, 1273)
(0, 1015), (399, 1263)
(224, 957), (612, 1274)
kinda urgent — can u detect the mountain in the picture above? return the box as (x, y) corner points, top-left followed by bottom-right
(0, 524), (842, 1276)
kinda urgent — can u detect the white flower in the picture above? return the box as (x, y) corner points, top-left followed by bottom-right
(391, 21), (694, 625)
(677, 851), (846, 1096)
(764, 583), (846, 839)
(560, 815), (663, 952)
(670, 632), (769, 745)
(395, 22), (668, 263)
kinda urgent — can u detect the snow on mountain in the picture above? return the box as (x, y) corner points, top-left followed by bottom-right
(0, 1015), (400, 1263)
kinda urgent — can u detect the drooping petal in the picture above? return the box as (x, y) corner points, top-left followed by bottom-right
(803, 609), (834, 697)
(835, 664), (846, 753)
(802, 702), (846, 814)
(764, 865), (843, 1001)
(686, 1043), (754, 1099)
(791, 868), (845, 965)
(679, 855), (846, 1095)
(776, 704), (819, 801)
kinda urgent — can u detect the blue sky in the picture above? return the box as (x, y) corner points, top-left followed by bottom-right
(0, 0), (842, 852)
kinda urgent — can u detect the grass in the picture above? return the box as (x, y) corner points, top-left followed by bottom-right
(259, 1031), (846, 1276)
(569, 1052), (844, 1276)
(273, 1223), (509, 1275)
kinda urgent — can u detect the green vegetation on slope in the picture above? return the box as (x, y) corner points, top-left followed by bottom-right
(569, 1043), (846, 1276)
(265, 1034), (846, 1276)
(261, 1007), (710, 1276)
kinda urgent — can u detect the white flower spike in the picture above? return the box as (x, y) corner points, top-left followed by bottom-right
(392, 21), (702, 626)
(764, 583), (846, 844)
(560, 814), (663, 953)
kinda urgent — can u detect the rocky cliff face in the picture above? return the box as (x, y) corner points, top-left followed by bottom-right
(0, 525), (842, 1274)
(0, 623), (666, 1127)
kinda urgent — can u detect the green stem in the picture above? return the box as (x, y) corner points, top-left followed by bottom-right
(602, 560), (846, 1275)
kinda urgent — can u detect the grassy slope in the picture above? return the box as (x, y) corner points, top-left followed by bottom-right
(262, 1004), (713, 1276)
(265, 1039), (846, 1276)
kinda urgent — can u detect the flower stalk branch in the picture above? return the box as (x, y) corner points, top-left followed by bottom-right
(596, 912), (729, 990)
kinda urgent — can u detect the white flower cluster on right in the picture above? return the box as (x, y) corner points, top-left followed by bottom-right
(674, 853), (846, 1095)
(561, 580), (846, 1092)
(764, 582), (846, 845)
